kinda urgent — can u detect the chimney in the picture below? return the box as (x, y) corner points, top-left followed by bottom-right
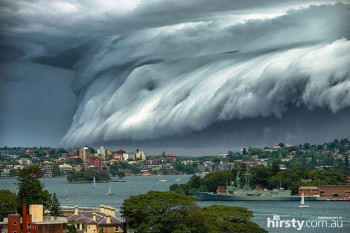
(74, 205), (79, 215)
(106, 215), (111, 224)
(29, 204), (43, 222)
(110, 207), (115, 217)
(22, 204), (27, 217)
(106, 206), (112, 216)
(99, 205), (105, 214)
(92, 212), (96, 221)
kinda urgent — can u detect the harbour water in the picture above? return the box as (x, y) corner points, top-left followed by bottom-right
(1, 176), (349, 232)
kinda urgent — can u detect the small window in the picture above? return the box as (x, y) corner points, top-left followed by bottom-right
(13, 231), (17, 233)
(13, 221), (17, 225)
(27, 223), (31, 229)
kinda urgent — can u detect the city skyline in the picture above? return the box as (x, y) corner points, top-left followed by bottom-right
(1, 0), (350, 155)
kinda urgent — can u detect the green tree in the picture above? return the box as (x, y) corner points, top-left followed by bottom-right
(303, 143), (310, 150)
(49, 193), (61, 216)
(202, 205), (267, 233)
(187, 175), (201, 189)
(271, 161), (280, 176)
(212, 157), (221, 165)
(16, 165), (52, 211)
(227, 151), (235, 162)
(66, 224), (78, 233)
(169, 183), (179, 192)
(250, 166), (271, 188)
(52, 164), (61, 177)
(201, 170), (234, 192)
(117, 171), (126, 180)
(121, 191), (197, 233)
(0, 190), (18, 221)
(121, 191), (266, 233)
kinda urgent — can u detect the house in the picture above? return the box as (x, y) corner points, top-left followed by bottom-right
(0, 204), (67, 233)
(59, 163), (73, 174)
(166, 153), (177, 163)
(88, 158), (103, 170)
(135, 150), (146, 160)
(41, 161), (54, 177)
(18, 158), (32, 166)
(67, 205), (125, 233)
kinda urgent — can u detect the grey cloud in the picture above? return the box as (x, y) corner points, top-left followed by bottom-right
(1, 0), (349, 150)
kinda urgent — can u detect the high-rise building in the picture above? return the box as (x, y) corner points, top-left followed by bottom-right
(97, 147), (107, 160)
(79, 147), (90, 167)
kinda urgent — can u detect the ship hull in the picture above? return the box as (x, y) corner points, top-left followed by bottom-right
(193, 192), (317, 201)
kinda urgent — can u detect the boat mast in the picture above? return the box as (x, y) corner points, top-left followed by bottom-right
(236, 172), (241, 189)
(244, 169), (251, 190)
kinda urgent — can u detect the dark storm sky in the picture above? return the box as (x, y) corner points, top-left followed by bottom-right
(1, 0), (350, 155)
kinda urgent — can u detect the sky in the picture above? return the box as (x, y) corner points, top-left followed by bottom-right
(0, 0), (350, 155)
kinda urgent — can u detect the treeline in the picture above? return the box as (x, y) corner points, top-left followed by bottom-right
(170, 166), (348, 195)
(67, 168), (110, 182)
(121, 191), (267, 233)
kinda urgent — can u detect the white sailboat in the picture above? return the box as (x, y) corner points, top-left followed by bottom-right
(107, 184), (113, 195)
(298, 193), (309, 208)
(93, 176), (96, 189)
(65, 186), (69, 201)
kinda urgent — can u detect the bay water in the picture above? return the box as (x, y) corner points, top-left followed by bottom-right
(1, 176), (349, 232)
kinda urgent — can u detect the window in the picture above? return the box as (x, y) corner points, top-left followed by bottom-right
(13, 231), (17, 233)
(13, 221), (17, 225)
(27, 223), (31, 229)
(345, 191), (350, 196)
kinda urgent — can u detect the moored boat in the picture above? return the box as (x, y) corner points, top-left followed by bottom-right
(194, 171), (316, 201)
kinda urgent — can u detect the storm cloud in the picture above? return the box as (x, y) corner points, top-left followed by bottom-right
(1, 0), (349, 151)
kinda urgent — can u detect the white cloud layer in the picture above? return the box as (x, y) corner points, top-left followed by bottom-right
(1, 0), (349, 146)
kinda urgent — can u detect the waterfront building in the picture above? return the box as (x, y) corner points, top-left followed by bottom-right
(41, 161), (54, 177)
(0, 204), (67, 233)
(0, 169), (11, 177)
(59, 163), (73, 174)
(298, 186), (319, 196)
(298, 185), (350, 200)
(67, 205), (125, 233)
(318, 185), (350, 199)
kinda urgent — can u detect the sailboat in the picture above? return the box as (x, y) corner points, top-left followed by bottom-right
(298, 193), (309, 208)
(93, 176), (96, 189)
(65, 186), (69, 201)
(107, 184), (113, 195)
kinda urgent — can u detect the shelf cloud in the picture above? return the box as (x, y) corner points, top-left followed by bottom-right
(1, 0), (349, 150)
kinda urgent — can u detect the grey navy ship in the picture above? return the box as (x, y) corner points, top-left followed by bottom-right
(194, 171), (316, 201)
